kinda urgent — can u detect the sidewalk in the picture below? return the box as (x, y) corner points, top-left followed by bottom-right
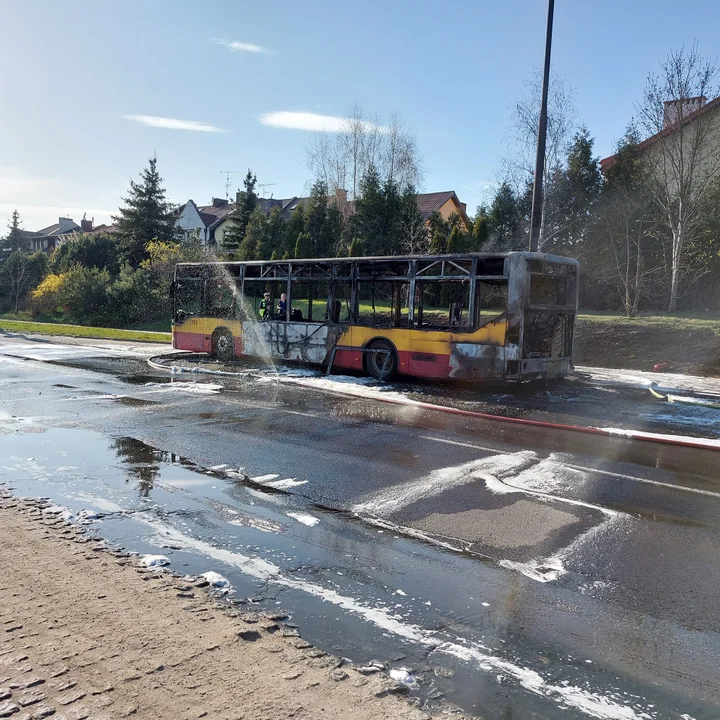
(0, 495), (440, 720)
(576, 365), (720, 397)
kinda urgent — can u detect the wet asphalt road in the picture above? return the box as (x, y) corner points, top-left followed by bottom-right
(1, 333), (720, 720)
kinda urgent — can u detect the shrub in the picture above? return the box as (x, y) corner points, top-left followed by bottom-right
(30, 273), (65, 319)
(107, 264), (157, 326)
(51, 233), (120, 276)
(58, 266), (112, 325)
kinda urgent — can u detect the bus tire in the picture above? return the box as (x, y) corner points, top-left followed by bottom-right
(365, 339), (397, 381)
(211, 328), (235, 361)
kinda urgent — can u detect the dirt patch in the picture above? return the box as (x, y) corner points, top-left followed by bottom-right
(0, 495), (450, 720)
(574, 319), (720, 376)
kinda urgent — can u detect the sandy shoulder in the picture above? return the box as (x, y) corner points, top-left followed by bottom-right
(0, 494), (445, 720)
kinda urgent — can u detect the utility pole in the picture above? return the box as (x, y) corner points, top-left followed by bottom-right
(528, 0), (555, 253)
(220, 170), (238, 200)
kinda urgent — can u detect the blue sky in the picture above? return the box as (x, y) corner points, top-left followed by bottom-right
(2, 0), (719, 232)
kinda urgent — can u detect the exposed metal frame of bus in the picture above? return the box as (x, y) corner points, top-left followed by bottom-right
(175, 251), (567, 334)
(174, 251), (579, 382)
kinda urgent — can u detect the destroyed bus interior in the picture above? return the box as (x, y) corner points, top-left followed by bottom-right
(174, 254), (512, 332)
(172, 252), (579, 382)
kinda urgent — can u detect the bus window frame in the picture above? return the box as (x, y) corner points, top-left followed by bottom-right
(173, 251), (578, 337)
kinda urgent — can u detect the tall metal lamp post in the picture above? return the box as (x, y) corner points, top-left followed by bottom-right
(528, 0), (555, 252)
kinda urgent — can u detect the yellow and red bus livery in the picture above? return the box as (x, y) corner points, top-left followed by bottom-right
(172, 252), (578, 382)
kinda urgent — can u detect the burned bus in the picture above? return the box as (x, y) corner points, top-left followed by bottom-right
(172, 251), (579, 382)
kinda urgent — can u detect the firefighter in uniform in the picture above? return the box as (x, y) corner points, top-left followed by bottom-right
(259, 292), (271, 320)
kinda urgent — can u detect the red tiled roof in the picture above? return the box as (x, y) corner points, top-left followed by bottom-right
(600, 95), (720, 171)
(415, 191), (456, 218)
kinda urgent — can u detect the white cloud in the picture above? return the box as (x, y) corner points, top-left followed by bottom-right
(123, 115), (226, 133)
(215, 39), (272, 54)
(259, 111), (385, 133)
(0, 167), (116, 231)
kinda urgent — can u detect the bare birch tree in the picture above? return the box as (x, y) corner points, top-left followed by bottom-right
(502, 70), (577, 192)
(636, 43), (720, 311)
(306, 106), (423, 199)
(383, 114), (424, 189)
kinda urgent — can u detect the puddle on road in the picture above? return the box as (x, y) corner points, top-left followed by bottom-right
(0, 421), (708, 720)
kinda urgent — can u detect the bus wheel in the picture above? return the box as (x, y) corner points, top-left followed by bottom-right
(212, 328), (234, 361)
(366, 339), (397, 381)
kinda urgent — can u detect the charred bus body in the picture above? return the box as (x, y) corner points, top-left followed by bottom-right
(172, 251), (579, 382)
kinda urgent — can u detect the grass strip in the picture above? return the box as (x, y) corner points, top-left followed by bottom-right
(0, 318), (171, 343)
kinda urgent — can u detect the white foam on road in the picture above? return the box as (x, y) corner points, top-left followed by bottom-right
(158, 478), (213, 488)
(144, 381), (223, 395)
(263, 371), (412, 404)
(423, 435), (720, 500)
(228, 516), (283, 534)
(436, 642), (653, 720)
(71, 495), (126, 513)
(352, 452), (537, 516)
(131, 514), (659, 720)
(482, 457), (620, 517)
(134, 513), (432, 642)
(201, 571), (231, 588)
(389, 667), (417, 687)
(496, 508), (633, 585)
(265, 478), (308, 490)
(598, 426), (720, 448)
(577, 365), (720, 397)
(0, 341), (156, 361)
(286, 512), (319, 527)
(247, 475), (308, 491)
(42, 505), (74, 522)
(498, 556), (566, 583)
(642, 408), (720, 433)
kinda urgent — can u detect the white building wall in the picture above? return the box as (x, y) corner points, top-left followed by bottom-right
(175, 202), (208, 243)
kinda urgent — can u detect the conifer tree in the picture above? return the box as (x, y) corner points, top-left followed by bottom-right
(3, 209), (28, 252)
(348, 238), (364, 257)
(283, 205), (306, 258)
(113, 157), (175, 267)
(294, 232), (312, 259)
(223, 169), (258, 253)
(473, 206), (490, 248)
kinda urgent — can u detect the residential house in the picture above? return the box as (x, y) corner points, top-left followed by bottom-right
(600, 95), (720, 181)
(203, 189), (471, 251)
(415, 191), (470, 229)
(212, 196), (306, 248)
(21, 214), (115, 253)
(24, 217), (81, 253)
(174, 198), (236, 246)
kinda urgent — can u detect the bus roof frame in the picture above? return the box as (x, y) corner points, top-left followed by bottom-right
(176, 251), (578, 284)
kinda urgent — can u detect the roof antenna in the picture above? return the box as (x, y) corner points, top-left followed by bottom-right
(220, 170), (238, 199)
(258, 183), (276, 198)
